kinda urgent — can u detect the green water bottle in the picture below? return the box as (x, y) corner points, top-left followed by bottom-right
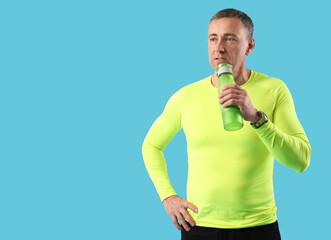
(217, 63), (243, 131)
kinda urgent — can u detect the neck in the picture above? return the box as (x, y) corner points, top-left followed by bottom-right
(211, 66), (251, 87)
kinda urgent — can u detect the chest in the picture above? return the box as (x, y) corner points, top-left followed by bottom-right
(181, 87), (276, 149)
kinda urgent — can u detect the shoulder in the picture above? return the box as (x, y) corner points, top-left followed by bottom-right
(251, 70), (290, 95)
(167, 75), (208, 102)
(252, 70), (287, 88)
(251, 70), (292, 104)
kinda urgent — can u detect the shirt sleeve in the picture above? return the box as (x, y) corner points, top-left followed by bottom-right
(254, 82), (311, 173)
(141, 89), (184, 202)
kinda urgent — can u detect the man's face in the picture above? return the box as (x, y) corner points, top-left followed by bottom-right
(208, 17), (254, 71)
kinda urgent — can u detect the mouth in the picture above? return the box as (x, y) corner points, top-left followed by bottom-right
(214, 57), (228, 64)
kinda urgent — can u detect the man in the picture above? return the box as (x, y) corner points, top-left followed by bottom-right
(142, 8), (311, 240)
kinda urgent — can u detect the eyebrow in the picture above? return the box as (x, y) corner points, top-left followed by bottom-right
(208, 33), (238, 38)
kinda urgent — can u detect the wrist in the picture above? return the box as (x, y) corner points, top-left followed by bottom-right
(250, 109), (261, 123)
(250, 110), (269, 129)
(162, 194), (177, 203)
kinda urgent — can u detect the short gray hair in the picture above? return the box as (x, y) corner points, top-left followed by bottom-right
(209, 8), (254, 39)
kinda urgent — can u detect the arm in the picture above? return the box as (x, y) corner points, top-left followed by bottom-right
(141, 89), (183, 202)
(142, 89), (200, 232)
(254, 83), (311, 173)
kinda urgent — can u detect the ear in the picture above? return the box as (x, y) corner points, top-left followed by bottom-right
(245, 37), (255, 56)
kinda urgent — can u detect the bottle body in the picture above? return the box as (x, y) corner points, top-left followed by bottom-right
(217, 64), (243, 131)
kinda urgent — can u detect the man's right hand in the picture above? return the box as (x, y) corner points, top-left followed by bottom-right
(162, 195), (199, 232)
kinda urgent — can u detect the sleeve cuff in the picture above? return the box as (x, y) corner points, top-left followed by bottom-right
(253, 120), (273, 135)
(160, 191), (177, 203)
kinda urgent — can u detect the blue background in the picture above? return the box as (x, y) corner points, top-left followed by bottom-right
(0, 0), (329, 239)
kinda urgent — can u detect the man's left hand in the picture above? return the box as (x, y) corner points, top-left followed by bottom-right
(218, 84), (260, 123)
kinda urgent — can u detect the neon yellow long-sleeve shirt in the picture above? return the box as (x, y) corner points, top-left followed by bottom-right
(141, 70), (311, 229)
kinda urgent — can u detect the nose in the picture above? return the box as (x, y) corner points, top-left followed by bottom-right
(215, 39), (225, 53)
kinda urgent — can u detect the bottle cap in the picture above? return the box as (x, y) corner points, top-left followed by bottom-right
(217, 63), (233, 76)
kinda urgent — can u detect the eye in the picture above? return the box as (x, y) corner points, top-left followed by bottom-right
(209, 38), (217, 42)
(226, 38), (236, 42)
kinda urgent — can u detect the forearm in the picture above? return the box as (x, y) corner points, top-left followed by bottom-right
(254, 120), (311, 173)
(142, 139), (177, 202)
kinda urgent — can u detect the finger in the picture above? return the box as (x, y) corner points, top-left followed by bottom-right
(170, 214), (183, 231)
(222, 98), (239, 108)
(221, 84), (237, 91)
(219, 91), (241, 101)
(219, 93), (241, 105)
(185, 202), (199, 213)
(180, 208), (196, 227)
(219, 88), (242, 98)
(177, 213), (191, 232)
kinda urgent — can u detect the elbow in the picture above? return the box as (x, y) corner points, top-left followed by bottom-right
(142, 138), (149, 157)
(297, 161), (310, 173)
(297, 142), (312, 173)
(142, 138), (147, 152)
(141, 140), (145, 154)
(142, 138), (150, 155)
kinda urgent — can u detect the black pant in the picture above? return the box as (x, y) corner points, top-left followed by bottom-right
(181, 220), (281, 240)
